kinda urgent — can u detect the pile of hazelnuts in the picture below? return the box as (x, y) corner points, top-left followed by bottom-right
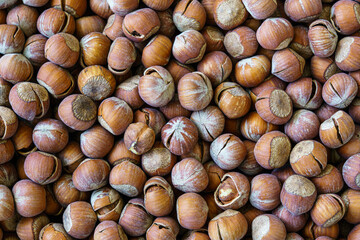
(1, 0), (360, 239)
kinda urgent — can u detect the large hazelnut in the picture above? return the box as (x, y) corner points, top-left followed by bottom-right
(224, 26), (258, 59)
(39, 223), (72, 240)
(330, 0), (360, 35)
(53, 174), (89, 207)
(252, 214), (287, 240)
(107, 37), (136, 76)
(103, 14), (124, 40)
(243, 0), (277, 19)
(115, 75), (144, 109)
(142, 35), (172, 68)
(284, 0), (323, 23)
(335, 36), (360, 72)
(0, 25), (25, 54)
(272, 48), (305, 82)
(80, 32), (111, 67)
(308, 19), (338, 57)
(235, 55), (271, 88)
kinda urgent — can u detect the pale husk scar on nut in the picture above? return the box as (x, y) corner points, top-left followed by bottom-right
(2, 0), (360, 239)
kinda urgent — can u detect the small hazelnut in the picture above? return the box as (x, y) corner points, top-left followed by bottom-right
(210, 133), (247, 170)
(280, 175), (317, 216)
(214, 82), (251, 119)
(256, 18), (294, 50)
(215, 172), (250, 210)
(9, 82), (49, 122)
(144, 176), (174, 217)
(252, 214), (287, 240)
(224, 26), (258, 59)
(44, 33), (80, 68)
(124, 122), (155, 155)
(157, 9), (176, 38)
(239, 140), (264, 176)
(335, 36), (360, 72)
(58, 94), (97, 131)
(250, 173), (281, 211)
(176, 193), (208, 230)
(172, 29), (206, 64)
(12, 179), (46, 217)
(0, 185), (15, 221)
(255, 88), (293, 125)
(122, 8), (160, 42)
(319, 110), (355, 149)
(330, 0), (360, 35)
(173, 0), (206, 32)
(171, 158), (209, 193)
(115, 75), (144, 109)
(118, 198), (153, 237)
(0, 53), (33, 84)
(109, 160), (147, 197)
(322, 73), (358, 108)
(178, 72), (213, 111)
(342, 153), (360, 190)
(62, 201), (97, 239)
(75, 15), (105, 39)
(208, 210), (248, 240)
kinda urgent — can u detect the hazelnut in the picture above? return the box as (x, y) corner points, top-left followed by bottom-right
(243, 0), (277, 19)
(98, 97), (133, 136)
(161, 116), (198, 156)
(93, 221), (127, 240)
(315, 103), (338, 123)
(310, 194), (346, 227)
(6, 4), (38, 37)
(290, 140), (327, 177)
(335, 36), (360, 72)
(166, 60), (194, 85)
(213, 0), (248, 30)
(313, 55), (333, 77)
(103, 14), (124, 40)
(75, 15), (105, 39)
(239, 140), (264, 176)
(16, 214), (50, 240)
(124, 122), (155, 155)
(215, 172), (250, 210)
(144, 176), (174, 217)
(171, 158), (209, 193)
(89, 0), (113, 19)
(62, 201), (97, 239)
(285, 110), (320, 142)
(173, 0), (206, 32)
(107, 37), (136, 75)
(322, 73), (358, 108)
(122, 8), (160, 42)
(224, 26), (258, 59)
(78, 65), (116, 101)
(24, 151), (62, 185)
(119, 198), (153, 237)
(256, 18), (294, 50)
(311, 164), (344, 194)
(134, 108), (166, 136)
(80, 125), (114, 158)
(252, 214), (287, 240)
(284, 0), (323, 23)
(160, 94), (192, 120)
(72, 159), (110, 192)
(210, 133), (247, 170)
(37, 62), (75, 99)
(141, 141), (176, 176)
(342, 189), (360, 224)
(182, 230), (210, 240)
(53, 174), (89, 207)
(342, 153), (360, 190)
(107, 0), (139, 16)
(203, 161), (226, 192)
(208, 210), (248, 240)
(235, 55), (271, 88)
(138, 66), (175, 107)
(9, 82), (49, 122)
(255, 88), (293, 125)
(0, 53), (33, 84)
(190, 106), (225, 142)
(0, 162), (18, 187)
(240, 111), (278, 142)
(308, 19), (338, 57)
(176, 193), (208, 230)
(250, 173), (281, 211)
(39, 223), (72, 240)
(319, 110), (355, 149)
(349, 224), (360, 240)
(142, 35), (172, 68)
(51, 0), (87, 17)
(91, 187), (124, 222)
(0, 139), (15, 165)
(32, 118), (69, 153)
(250, 75), (287, 102)
(0, 185), (15, 221)
(280, 175), (317, 216)
(80, 32), (111, 67)
(272, 48), (305, 82)
(58, 94), (97, 131)
(108, 139), (141, 166)
(0, 106), (18, 140)
(0, 25), (25, 54)
(11, 121), (36, 156)
(285, 77), (323, 109)
(201, 26), (225, 53)
(172, 29), (206, 64)
(330, 0), (360, 35)
(146, 217), (179, 240)
(273, 205), (308, 232)
(109, 160), (147, 197)
(181, 139), (211, 163)
(350, 70), (360, 97)
(58, 141), (85, 173)
(290, 27), (314, 61)
(214, 82), (251, 119)
(338, 125), (360, 159)
(143, 0), (174, 11)
(178, 72), (213, 111)
(44, 33), (80, 68)
(197, 51), (232, 87)
(37, 8), (75, 38)
(115, 75), (144, 109)
(12, 179), (46, 217)
(0, 77), (11, 107)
